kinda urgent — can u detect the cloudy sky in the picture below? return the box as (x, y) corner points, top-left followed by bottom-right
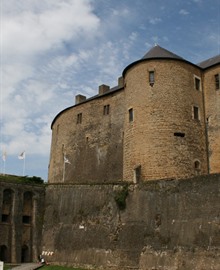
(1, 0), (220, 181)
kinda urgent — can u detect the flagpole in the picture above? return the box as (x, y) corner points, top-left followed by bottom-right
(23, 157), (25, 176)
(18, 151), (26, 176)
(3, 159), (5, 175)
(2, 151), (6, 175)
(62, 158), (65, 182)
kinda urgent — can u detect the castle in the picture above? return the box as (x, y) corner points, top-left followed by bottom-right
(1, 45), (220, 270)
(48, 45), (220, 184)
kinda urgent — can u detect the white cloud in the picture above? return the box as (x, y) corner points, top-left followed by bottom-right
(149, 17), (162, 25)
(1, 0), (101, 161)
(2, 0), (100, 58)
(179, 9), (189, 15)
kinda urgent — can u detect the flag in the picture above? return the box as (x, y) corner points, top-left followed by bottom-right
(18, 151), (25, 160)
(64, 156), (71, 164)
(2, 151), (6, 162)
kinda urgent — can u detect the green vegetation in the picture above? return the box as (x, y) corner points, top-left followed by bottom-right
(41, 265), (87, 270)
(0, 174), (44, 185)
(114, 184), (129, 210)
(3, 265), (11, 270)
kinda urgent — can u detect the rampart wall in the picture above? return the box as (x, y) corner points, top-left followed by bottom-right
(42, 174), (220, 270)
(0, 179), (45, 263)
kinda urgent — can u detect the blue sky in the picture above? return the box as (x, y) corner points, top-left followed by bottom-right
(1, 0), (220, 181)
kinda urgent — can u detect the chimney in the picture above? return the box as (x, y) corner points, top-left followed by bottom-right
(99, 84), (110, 95)
(118, 76), (124, 87)
(75, 94), (86, 105)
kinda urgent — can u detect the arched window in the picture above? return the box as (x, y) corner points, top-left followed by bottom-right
(194, 160), (200, 169)
(194, 160), (201, 175)
(1, 189), (13, 223)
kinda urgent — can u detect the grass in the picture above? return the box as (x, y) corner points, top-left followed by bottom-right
(0, 174), (44, 185)
(41, 265), (87, 270)
(3, 265), (11, 270)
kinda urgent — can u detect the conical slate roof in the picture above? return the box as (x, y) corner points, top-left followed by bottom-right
(142, 44), (184, 60)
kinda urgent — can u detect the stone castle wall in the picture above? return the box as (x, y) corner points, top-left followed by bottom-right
(123, 59), (208, 181)
(48, 57), (219, 185)
(42, 174), (220, 270)
(0, 179), (45, 263)
(49, 89), (124, 184)
(203, 65), (220, 174)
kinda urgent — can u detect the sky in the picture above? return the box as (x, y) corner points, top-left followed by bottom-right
(1, 0), (220, 181)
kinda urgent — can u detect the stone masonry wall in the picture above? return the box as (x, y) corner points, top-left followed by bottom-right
(203, 65), (220, 174)
(42, 174), (220, 270)
(48, 89), (124, 184)
(123, 59), (208, 181)
(0, 180), (45, 263)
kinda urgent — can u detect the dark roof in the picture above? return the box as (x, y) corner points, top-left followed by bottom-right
(197, 54), (220, 69)
(142, 45), (184, 60)
(123, 45), (191, 76)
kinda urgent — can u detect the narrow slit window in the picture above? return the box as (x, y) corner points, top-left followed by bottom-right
(215, 74), (219, 90)
(194, 77), (201, 91)
(129, 108), (133, 122)
(149, 71), (155, 86)
(103, 105), (110, 115)
(77, 113), (82, 124)
(193, 106), (200, 120)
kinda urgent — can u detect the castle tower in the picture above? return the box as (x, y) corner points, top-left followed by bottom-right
(122, 45), (208, 182)
(199, 55), (220, 174)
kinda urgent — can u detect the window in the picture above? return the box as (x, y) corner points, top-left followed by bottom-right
(194, 160), (201, 175)
(194, 76), (201, 91)
(193, 106), (200, 120)
(77, 113), (82, 124)
(134, 165), (141, 183)
(103, 104), (110, 115)
(174, 132), (185, 137)
(149, 71), (155, 86)
(194, 160), (200, 169)
(1, 214), (10, 223)
(129, 108), (133, 122)
(215, 74), (219, 90)
(22, 215), (31, 224)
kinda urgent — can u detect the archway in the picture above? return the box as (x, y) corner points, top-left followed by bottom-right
(21, 245), (30, 263)
(0, 245), (8, 262)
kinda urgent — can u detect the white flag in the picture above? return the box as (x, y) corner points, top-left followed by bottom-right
(2, 151), (6, 162)
(18, 151), (25, 160)
(64, 156), (71, 164)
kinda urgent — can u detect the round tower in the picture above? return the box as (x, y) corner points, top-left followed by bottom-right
(122, 45), (208, 182)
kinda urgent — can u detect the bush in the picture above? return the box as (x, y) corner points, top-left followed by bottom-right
(114, 184), (129, 210)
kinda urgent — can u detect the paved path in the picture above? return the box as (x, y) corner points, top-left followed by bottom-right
(10, 263), (42, 270)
